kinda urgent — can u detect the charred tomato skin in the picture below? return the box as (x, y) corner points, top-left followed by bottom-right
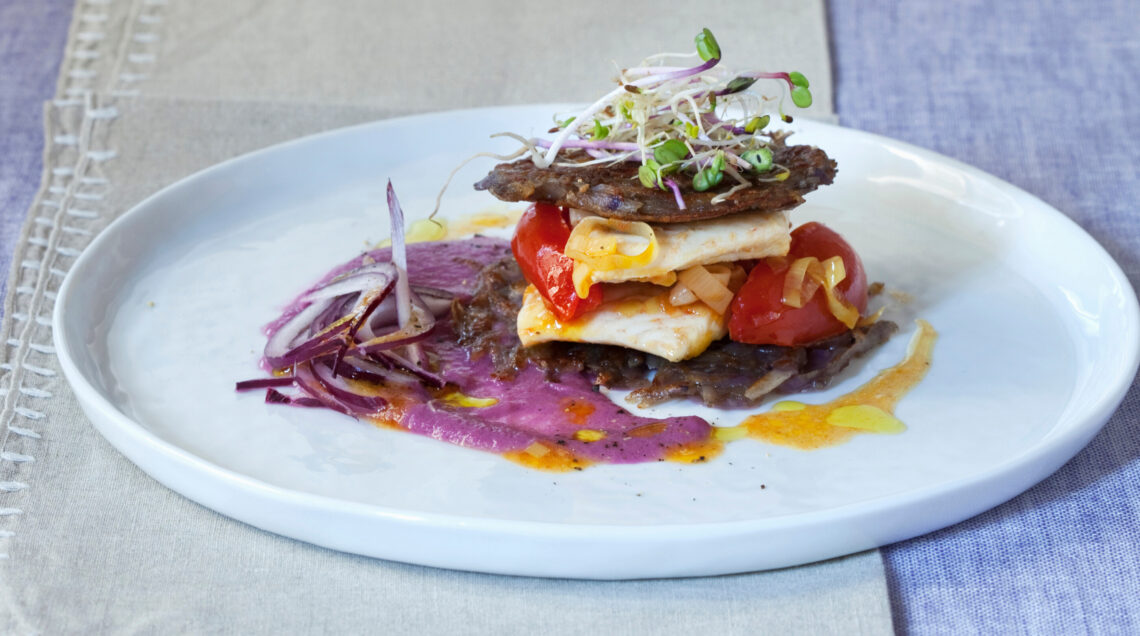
(728, 222), (868, 347)
(511, 202), (603, 321)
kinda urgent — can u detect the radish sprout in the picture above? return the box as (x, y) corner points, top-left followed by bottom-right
(502, 28), (815, 207)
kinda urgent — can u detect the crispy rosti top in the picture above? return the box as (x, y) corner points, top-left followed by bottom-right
(474, 133), (836, 223)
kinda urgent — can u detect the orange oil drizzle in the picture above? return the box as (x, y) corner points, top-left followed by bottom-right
(717, 320), (937, 450)
(664, 438), (725, 464)
(505, 443), (592, 472)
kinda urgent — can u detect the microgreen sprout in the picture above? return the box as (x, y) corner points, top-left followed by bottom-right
(741, 147), (774, 172)
(695, 28), (721, 62)
(722, 76), (758, 95)
(638, 161), (662, 189)
(653, 139), (689, 165)
(619, 101), (634, 121)
(788, 71), (812, 107)
(745, 115), (770, 134)
(693, 168), (723, 192)
(484, 28), (815, 210)
(592, 119), (610, 140)
(711, 151), (727, 173)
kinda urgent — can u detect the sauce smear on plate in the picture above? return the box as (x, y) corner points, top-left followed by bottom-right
(715, 320), (937, 449)
(259, 238), (935, 471)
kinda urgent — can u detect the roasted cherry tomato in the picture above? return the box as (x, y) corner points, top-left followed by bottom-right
(511, 202), (603, 321)
(728, 222), (867, 346)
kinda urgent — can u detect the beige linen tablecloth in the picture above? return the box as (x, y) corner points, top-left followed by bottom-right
(1, 1), (891, 632)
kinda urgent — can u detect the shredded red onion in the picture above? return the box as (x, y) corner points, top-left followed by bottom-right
(377, 350), (446, 389)
(309, 359), (389, 411)
(238, 183), (454, 419)
(265, 388), (325, 409)
(235, 377), (295, 391)
(387, 181), (412, 330)
(263, 296), (338, 368)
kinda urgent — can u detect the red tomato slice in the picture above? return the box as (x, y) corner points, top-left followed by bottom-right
(728, 222), (868, 347)
(511, 203), (603, 321)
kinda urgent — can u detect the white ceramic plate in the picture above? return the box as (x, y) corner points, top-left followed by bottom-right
(53, 105), (1139, 579)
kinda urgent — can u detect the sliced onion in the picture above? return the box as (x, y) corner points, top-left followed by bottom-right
(781, 257), (814, 308)
(728, 264), (748, 292)
(235, 377), (294, 392)
(292, 361), (353, 415)
(350, 291), (437, 355)
(703, 263), (734, 287)
(818, 255), (859, 328)
(264, 297), (338, 368)
(671, 262), (746, 307)
(377, 350), (446, 388)
(311, 295), (357, 333)
(669, 281), (698, 306)
(310, 359), (390, 412)
(821, 284), (860, 329)
(413, 286), (455, 318)
(331, 284), (396, 376)
(245, 182), (452, 418)
(265, 263), (399, 369)
(857, 305), (887, 327)
(279, 294), (384, 367)
(780, 255), (860, 328)
(337, 355), (421, 386)
(821, 256), (846, 286)
(744, 367), (796, 400)
(387, 180), (413, 330)
(266, 388), (325, 408)
(356, 297), (397, 339)
(564, 217), (658, 272)
(677, 264), (734, 315)
(303, 263), (397, 302)
(765, 256), (788, 271)
(353, 286), (451, 329)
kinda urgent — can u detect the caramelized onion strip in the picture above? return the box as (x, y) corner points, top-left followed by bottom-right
(677, 264), (734, 315)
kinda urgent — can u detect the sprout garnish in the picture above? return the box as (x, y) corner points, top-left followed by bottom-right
(430, 28), (814, 218)
(523, 29), (812, 205)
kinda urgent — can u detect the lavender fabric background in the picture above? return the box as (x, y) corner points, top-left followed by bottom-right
(0, 0), (72, 303)
(828, 2), (1140, 634)
(2, 0), (1138, 633)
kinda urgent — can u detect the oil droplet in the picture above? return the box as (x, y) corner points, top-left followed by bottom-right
(770, 401), (806, 412)
(827, 405), (905, 433)
(523, 441), (550, 457)
(440, 390), (498, 408)
(468, 212), (515, 228)
(375, 208), (522, 249)
(665, 439), (724, 464)
(407, 218), (448, 243)
(713, 425), (748, 442)
(442, 210), (521, 239)
(573, 429), (606, 442)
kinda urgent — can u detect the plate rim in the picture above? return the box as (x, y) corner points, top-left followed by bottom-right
(51, 104), (1140, 577)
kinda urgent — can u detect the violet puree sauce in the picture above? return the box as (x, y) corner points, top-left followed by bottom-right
(267, 237), (717, 471)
